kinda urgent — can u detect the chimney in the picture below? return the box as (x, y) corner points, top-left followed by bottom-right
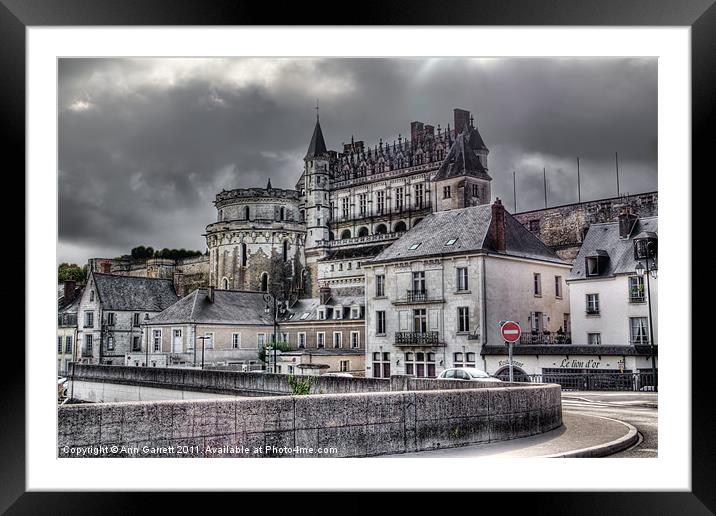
(410, 121), (424, 142)
(618, 207), (638, 239)
(63, 280), (77, 303)
(491, 198), (506, 252)
(319, 285), (331, 305)
(207, 286), (215, 303)
(424, 124), (435, 139)
(101, 261), (111, 274)
(173, 271), (185, 298)
(453, 108), (471, 134)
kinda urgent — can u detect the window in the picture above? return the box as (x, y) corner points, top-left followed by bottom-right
(531, 311), (543, 332)
(243, 206), (250, 220)
(408, 243), (421, 251)
(341, 197), (349, 219)
(241, 243), (248, 267)
(222, 277), (229, 289)
(414, 183), (424, 209)
(359, 194), (367, 216)
(132, 335), (141, 351)
(300, 312), (310, 320)
(84, 311), (94, 328)
(588, 333), (602, 345)
(533, 273), (542, 296)
(350, 331), (360, 349)
(84, 334), (93, 355)
(454, 352), (476, 368)
(372, 352), (391, 378)
(90, 290), (94, 302)
(629, 276), (645, 302)
(351, 308), (359, 319)
(529, 219), (540, 233)
(457, 267), (468, 291)
(555, 276), (563, 298)
(413, 309), (427, 333)
(472, 184), (479, 198)
(232, 333), (241, 349)
(204, 332), (214, 349)
(405, 352), (436, 378)
(153, 329), (162, 352)
(395, 187), (404, 212)
(58, 336), (62, 353)
(257, 333), (266, 349)
(279, 206), (285, 221)
(133, 312), (140, 326)
(375, 275), (385, 297)
(457, 307), (470, 333)
(318, 310), (325, 320)
(443, 185), (451, 199)
(298, 332), (306, 349)
(282, 240), (289, 262)
(317, 332), (325, 348)
(333, 332), (342, 348)
(412, 271), (426, 292)
(106, 312), (115, 326)
(107, 336), (115, 351)
(260, 272), (268, 292)
(376, 190), (385, 215)
(630, 317), (649, 344)
(65, 336), (72, 353)
(585, 256), (605, 276)
(376, 311), (386, 335)
(586, 294), (600, 315)
(445, 238), (458, 246)
(340, 360), (349, 372)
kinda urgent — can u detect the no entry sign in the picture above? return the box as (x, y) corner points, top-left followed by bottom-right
(500, 321), (522, 343)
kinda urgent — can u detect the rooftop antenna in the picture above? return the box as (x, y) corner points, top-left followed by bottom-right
(315, 98), (319, 122)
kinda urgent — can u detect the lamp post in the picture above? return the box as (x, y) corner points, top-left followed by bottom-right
(263, 291), (286, 374)
(196, 335), (211, 370)
(634, 232), (658, 392)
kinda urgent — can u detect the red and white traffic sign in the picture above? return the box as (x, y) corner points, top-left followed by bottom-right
(500, 321), (522, 343)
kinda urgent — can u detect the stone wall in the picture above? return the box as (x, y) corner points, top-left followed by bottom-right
(58, 382), (562, 458)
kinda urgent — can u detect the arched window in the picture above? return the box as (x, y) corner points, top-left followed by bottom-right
(282, 240), (289, 262)
(240, 243), (247, 267)
(222, 277), (229, 290)
(375, 224), (387, 235)
(340, 229), (352, 240)
(260, 272), (268, 292)
(358, 227), (369, 237)
(243, 206), (250, 220)
(280, 206), (285, 221)
(394, 221), (407, 233)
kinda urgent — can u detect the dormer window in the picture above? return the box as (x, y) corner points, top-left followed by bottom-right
(585, 250), (609, 276)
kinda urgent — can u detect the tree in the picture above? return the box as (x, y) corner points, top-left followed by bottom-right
(58, 263), (87, 283)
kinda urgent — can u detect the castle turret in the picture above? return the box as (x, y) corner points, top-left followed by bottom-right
(303, 115), (332, 249)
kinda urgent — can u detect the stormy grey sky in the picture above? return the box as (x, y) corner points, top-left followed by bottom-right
(58, 57), (657, 266)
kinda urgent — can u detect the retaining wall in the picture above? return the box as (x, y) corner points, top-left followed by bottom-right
(58, 384), (562, 458)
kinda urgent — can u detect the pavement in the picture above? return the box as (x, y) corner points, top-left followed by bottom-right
(385, 391), (656, 458)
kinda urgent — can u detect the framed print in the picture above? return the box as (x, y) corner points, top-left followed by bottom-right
(3, 0), (712, 512)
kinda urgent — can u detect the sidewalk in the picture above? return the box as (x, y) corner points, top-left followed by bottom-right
(382, 412), (638, 458)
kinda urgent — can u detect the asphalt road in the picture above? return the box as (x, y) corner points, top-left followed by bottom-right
(561, 391), (658, 458)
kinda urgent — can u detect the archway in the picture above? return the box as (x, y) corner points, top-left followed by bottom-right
(222, 277), (229, 290)
(494, 366), (531, 382)
(375, 224), (387, 235)
(393, 221), (407, 233)
(357, 227), (369, 237)
(260, 272), (269, 292)
(340, 229), (352, 240)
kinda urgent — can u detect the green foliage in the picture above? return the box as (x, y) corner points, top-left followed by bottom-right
(131, 246), (154, 259)
(58, 263), (87, 283)
(288, 375), (313, 395)
(131, 245), (202, 260)
(258, 340), (291, 364)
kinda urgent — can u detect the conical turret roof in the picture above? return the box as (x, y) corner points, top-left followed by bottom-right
(305, 119), (328, 159)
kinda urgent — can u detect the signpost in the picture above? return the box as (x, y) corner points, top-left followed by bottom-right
(500, 321), (522, 382)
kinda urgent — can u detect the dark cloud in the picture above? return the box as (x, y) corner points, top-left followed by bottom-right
(58, 57), (657, 265)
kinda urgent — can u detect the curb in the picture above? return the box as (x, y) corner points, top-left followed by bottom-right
(542, 414), (639, 458)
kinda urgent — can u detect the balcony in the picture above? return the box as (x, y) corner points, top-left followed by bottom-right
(394, 331), (443, 347)
(519, 332), (572, 345)
(392, 289), (444, 305)
(629, 290), (646, 303)
(81, 348), (93, 358)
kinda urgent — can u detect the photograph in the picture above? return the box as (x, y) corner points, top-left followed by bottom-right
(56, 56), (659, 460)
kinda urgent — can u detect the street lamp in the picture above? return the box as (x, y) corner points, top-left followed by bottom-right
(634, 231), (658, 392)
(263, 291), (286, 374)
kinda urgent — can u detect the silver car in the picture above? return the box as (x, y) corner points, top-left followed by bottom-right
(437, 367), (502, 383)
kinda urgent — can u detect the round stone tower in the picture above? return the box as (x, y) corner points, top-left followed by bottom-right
(205, 181), (306, 293)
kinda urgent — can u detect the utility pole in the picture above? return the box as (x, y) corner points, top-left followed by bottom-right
(577, 157), (582, 203)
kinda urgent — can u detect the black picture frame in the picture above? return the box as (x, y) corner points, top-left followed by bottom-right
(3, 0), (710, 512)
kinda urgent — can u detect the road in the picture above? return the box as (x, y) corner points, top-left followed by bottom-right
(561, 391), (658, 458)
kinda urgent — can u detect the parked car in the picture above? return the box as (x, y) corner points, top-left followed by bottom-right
(437, 368), (502, 383)
(57, 376), (68, 400)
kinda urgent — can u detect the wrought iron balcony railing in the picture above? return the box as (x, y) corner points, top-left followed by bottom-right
(406, 289), (427, 302)
(394, 331), (442, 347)
(519, 332), (572, 345)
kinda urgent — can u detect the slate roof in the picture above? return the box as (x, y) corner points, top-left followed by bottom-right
(434, 123), (491, 180)
(569, 217), (658, 280)
(281, 296), (364, 323)
(305, 118), (328, 159)
(147, 288), (273, 326)
(367, 203), (566, 265)
(59, 287), (84, 314)
(92, 273), (179, 312)
(320, 244), (388, 261)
